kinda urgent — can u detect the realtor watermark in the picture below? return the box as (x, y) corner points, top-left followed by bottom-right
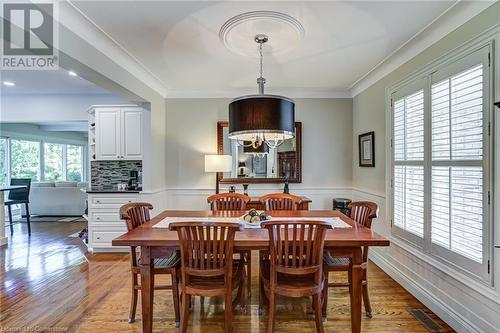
(1, 2), (59, 70)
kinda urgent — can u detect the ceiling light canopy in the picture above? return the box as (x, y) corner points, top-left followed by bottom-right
(228, 34), (295, 149)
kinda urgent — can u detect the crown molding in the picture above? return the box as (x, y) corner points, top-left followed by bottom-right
(59, 1), (168, 97)
(164, 88), (351, 99)
(349, 1), (495, 97)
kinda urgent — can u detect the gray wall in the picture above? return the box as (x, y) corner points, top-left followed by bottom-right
(0, 123), (87, 145)
(351, 3), (500, 332)
(165, 98), (353, 190)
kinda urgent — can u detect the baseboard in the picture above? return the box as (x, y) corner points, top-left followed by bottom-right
(0, 237), (8, 247)
(370, 249), (496, 333)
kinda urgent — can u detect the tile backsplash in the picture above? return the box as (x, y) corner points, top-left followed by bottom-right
(91, 161), (142, 187)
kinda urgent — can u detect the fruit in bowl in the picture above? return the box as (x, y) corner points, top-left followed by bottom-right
(242, 209), (270, 224)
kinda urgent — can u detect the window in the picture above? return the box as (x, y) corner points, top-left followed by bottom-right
(0, 138), (7, 186)
(11, 139), (40, 181)
(0, 138), (86, 183)
(44, 143), (63, 181)
(66, 145), (83, 182)
(390, 45), (491, 281)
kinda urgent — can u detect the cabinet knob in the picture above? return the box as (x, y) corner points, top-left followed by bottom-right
(96, 237), (101, 240)
(96, 200), (101, 203)
(96, 217), (100, 220)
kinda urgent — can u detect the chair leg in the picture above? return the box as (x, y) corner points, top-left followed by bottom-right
(128, 273), (138, 323)
(362, 281), (372, 318)
(259, 276), (268, 315)
(224, 287), (234, 333)
(267, 291), (276, 333)
(322, 270), (329, 320)
(246, 251), (252, 297)
(171, 270), (181, 327)
(313, 293), (325, 333)
(180, 291), (190, 333)
(7, 205), (13, 235)
(25, 204), (31, 236)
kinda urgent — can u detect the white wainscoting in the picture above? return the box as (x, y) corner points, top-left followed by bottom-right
(351, 188), (500, 333)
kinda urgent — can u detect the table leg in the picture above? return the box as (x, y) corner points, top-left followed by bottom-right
(140, 246), (154, 333)
(350, 247), (363, 333)
(0, 192), (7, 246)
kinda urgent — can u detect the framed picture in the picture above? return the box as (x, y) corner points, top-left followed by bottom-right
(359, 131), (375, 167)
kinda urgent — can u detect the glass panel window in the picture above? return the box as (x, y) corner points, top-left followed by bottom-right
(44, 143), (63, 181)
(0, 138), (7, 186)
(11, 139), (40, 181)
(66, 145), (83, 182)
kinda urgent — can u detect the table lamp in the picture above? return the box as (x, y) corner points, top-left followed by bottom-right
(205, 155), (232, 194)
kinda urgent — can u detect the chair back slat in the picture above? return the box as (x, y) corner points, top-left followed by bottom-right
(348, 201), (378, 228)
(262, 221), (332, 276)
(207, 193), (251, 211)
(170, 222), (241, 280)
(120, 202), (153, 231)
(259, 193), (302, 211)
(8, 178), (31, 202)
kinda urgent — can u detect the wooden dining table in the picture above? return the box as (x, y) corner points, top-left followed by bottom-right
(112, 210), (390, 333)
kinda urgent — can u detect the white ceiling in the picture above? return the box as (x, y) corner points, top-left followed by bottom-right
(0, 68), (113, 95)
(71, 1), (459, 97)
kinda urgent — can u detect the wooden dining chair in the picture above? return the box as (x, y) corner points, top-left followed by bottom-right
(322, 201), (378, 319)
(169, 221), (245, 333)
(260, 220), (332, 333)
(120, 202), (181, 326)
(259, 193), (303, 211)
(207, 192), (252, 296)
(5, 178), (31, 236)
(207, 192), (250, 211)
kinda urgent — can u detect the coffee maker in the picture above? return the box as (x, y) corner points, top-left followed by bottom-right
(128, 170), (139, 190)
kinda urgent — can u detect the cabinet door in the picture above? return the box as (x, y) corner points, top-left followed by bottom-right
(95, 108), (121, 160)
(121, 108), (143, 160)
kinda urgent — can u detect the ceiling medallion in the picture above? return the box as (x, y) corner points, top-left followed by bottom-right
(219, 11), (305, 57)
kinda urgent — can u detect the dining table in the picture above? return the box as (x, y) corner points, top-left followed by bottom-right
(112, 209), (390, 333)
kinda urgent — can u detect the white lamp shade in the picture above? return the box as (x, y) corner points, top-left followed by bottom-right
(205, 155), (232, 173)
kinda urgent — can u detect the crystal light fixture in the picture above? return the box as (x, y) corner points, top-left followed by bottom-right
(228, 34), (295, 148)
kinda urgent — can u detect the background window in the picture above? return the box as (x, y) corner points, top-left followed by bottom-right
(66, 145), (83, 182)
(0, 138), (7, 186)
(10, 139), (40, 181)
(44, 143), (63, 181)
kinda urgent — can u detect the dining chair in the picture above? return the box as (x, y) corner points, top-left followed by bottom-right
(120, 202), (181, 326)
(207, 192), (253, 297)
(322, 201), (378, 319)
(5, 178), (31, 236)
(259, 193), (303, 211)
(169, 221), (245, 333)
(260, 220), (332, 333)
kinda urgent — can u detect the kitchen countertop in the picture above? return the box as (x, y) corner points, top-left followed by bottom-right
(81, 187), (141, 194)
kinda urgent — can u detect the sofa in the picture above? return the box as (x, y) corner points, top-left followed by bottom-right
(21, 181), (88, 216)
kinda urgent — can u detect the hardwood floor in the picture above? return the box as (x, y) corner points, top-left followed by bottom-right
(1, 221), (454, 333)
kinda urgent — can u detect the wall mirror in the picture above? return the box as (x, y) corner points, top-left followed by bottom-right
(217, 121), (302, 184)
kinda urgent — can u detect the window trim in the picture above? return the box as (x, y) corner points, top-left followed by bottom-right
(385, 33), (495, 285)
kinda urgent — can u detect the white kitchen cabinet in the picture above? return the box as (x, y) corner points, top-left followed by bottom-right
(93, 106), (143, 161)
(87, 193), (139, 252)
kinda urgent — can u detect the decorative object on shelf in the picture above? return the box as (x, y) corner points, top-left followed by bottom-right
(358, 131), (375, 167)
(228, 34), (295, 149)
(238, 161), (247, 177)
(205, 154), (232, 194)
(243, 184), (249, 196)
(229, 186), (236, 193)
(283, 177), (289, 194)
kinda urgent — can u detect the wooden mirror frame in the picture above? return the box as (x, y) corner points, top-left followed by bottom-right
(217, 121), (302, 184)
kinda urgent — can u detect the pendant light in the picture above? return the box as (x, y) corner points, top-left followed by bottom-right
(228, 34), (295, 148)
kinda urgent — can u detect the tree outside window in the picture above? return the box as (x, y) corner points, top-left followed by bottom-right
(11, 139), (40, 181)
(44, 143), (63, 181)
(66, 145), (82, 181)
